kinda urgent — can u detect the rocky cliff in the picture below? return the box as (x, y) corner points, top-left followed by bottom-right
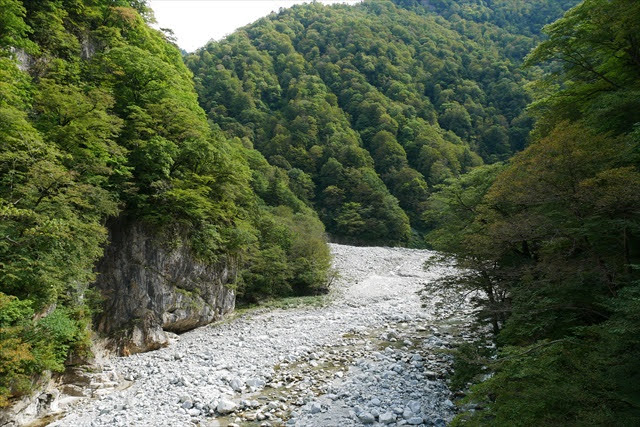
(93, 218), (236, 355)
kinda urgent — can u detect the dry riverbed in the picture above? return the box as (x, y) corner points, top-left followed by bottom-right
(49, 244), (477, 427)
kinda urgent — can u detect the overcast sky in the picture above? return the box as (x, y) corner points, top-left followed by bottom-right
(148, 0), (361, 52)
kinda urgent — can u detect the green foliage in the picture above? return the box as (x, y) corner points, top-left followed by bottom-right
(34, 308), (88, 371)
(0, 0), (332, 406)
(0, 0), (34, 54)
(426, 1), (640, 423)
(525, 0), (640, 137)
(0, 0), (595, 414)
(440, 124), (640, 424)
(449, 341), (493, 392)
(404, 0), (579, 41)
(0, 293), (35, 407)
(240, 202), (331, 300)
(186, 0), (574, 243)
(424, 163), (505, 254)
(242, 245), (293, 298)
(0, 294), (89, 407)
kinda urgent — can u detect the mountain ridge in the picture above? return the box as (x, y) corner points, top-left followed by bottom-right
(186, 0), (578, 244)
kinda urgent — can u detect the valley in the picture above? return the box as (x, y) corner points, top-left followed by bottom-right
(51, 244), (477, 426)
(2, 1), (638, 424)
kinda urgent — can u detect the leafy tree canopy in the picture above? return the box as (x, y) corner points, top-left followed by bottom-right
(0, 0), (331, 404)
(425, 1), (640, 424)
(186, 0), (576, 243)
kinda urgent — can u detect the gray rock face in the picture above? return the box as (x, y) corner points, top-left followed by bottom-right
(0, 384), (59, 427)
(93, 218), (235, 355)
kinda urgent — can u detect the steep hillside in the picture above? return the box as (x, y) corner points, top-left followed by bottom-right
(186, 0), (577, 244)
(0, 0), (587, 414)
(0, 0), (330, 406)
(425, 0), (640, 424)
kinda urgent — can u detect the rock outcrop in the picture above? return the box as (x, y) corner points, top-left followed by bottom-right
(93, 218), (236, 355)
(0, 375), (60, 427)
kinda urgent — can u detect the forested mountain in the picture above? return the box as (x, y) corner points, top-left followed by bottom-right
(402, 0), (578, 39)
(186, 0), (576, 244)
(0, 0), (330, 405)
(425, 0), (640, 424)
(4, 0), (637, 424)
(185, 0), (639, 422)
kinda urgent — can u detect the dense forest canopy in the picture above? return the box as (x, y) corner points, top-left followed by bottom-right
(2, 0), (638, 424)
(0, 0), (330, 405)
(424, 0), (640, 424)
(186, 0), (578, 245)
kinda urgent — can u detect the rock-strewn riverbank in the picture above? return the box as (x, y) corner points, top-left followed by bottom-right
(50, 244), (476, 427)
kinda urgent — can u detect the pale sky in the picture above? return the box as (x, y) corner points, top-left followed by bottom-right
(148, 0), (362, 52)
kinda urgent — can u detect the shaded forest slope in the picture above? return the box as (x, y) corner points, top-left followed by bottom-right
(187, 0), (577, 244)
(0, 0), (330, 407)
